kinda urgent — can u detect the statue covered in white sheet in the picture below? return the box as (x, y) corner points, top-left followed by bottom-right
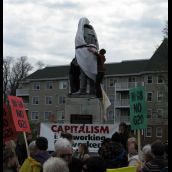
(69, 17), (99, 95)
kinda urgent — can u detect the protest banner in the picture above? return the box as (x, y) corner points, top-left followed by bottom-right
(40, 123), (119, 152)
(8, 96), (31, 156)
(3, 102), (17, 143)
(8, 96), (30, 132)
(129, 86), (147, 159)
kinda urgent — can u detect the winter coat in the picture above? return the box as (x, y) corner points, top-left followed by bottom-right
(19, 156), (42, 172)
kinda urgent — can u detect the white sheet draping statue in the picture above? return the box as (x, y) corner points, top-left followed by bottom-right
(75, 17), (99, 95)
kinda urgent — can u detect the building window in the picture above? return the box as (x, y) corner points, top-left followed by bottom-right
(145, 127), (152, 137)
(109, 95), (114, 105)
(147, 76), (153, 83)
(157, 92), (163, 102)
(108, 111), (114, 120)
(44, 111), (52, 120)
(109, 78), (116, 87)
(45, 96), (52, 104)
(58, 96), (65, 104)
(147, 109), (152, 118)
(128, 77), (135, 82)
(46, 81), (53, 89)
(31, 111), (39, 120)
(156, 127), (162, 137)
(32, 97), (39, 105)
(33, 82), (40, 90)
(57, 111), (65, 121)
(157, 75), (164, 84)
(157, 109), (163, 118)
(147, 92), (153, 102)
(59, 80), (68, 89)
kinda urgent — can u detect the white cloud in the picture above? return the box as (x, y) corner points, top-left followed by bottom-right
(3, 0), (168, 68)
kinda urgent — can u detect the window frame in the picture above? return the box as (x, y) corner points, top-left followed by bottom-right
(33, 82), (40, 90)
(32, 96), (39, 105)
(156, 127), (162, 138)
(147, 92), (153, 102)
(145, 127), (152, 137)
(45, 96), (53, 105)
(31, 111), (39, 120)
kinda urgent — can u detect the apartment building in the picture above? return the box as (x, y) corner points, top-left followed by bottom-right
(16, 38), (168, 144)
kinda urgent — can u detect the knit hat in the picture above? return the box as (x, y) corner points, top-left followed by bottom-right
(36, 137), (48, 150)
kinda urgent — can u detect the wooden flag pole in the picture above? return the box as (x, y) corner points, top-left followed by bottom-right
(23, 132), (30, 157)
(137, 129), (141, 159)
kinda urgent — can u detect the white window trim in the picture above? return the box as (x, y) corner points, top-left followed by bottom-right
(44, 111), (52, 120)
(46, 81), (53, 90)
(32, 82), (40, 90)
(57, 111), (65, 121)
(45, 96), (53, 105)
(31, 111), (39, 120)
(147, 75), (153, 84)
(108, 111), (114, 120)
(157, 109), (163, 118)
(156, 127), (162, 138)
(108, 78), (117, 88)
(147, 92), (153, 102)
(145, 127), (152, 137)
(157, 91), (163, 102)
(59, 80), (68, 90)
(157, 75), (164, 84)
(58, 96), (66, 104)
(32, 96), (39, 105)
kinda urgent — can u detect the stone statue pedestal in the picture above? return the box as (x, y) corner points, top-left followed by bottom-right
(65, 95), (103, 124)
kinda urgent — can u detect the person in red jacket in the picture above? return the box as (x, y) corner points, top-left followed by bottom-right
(88, 48), (106, 98)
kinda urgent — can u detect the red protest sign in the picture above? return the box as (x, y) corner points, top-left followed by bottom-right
(8, 96), (31, 132)
(3, 103), (18, 143)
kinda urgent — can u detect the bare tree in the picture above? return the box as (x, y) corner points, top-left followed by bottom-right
(3, 56), (33, 98)
(36, 60), (45, 69)
(162, 21), (168, 39)
(3, 56), (14, 102)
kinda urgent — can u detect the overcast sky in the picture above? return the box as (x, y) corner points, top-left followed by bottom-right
(3, 0), (168, 69)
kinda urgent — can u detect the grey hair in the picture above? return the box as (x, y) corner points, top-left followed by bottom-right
(54, 138), (72, 153)
(43, 157), (69, 172)
(142, 144), (151, 154)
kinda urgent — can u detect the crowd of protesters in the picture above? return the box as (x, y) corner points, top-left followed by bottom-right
(3, 122), (168, 172)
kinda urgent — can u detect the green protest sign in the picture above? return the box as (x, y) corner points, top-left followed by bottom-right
(129, 86), (147, 130)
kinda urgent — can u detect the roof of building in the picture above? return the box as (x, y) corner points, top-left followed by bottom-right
(25, 38), (168, 80)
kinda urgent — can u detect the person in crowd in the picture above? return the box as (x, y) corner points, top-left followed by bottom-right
(141, 140), (168, 172)
(61, 132), (74, 145)
(88, 48), (106, 98)
(54, 137), (83, 172)
(77, 143), (90, 161)
(118, 122), (129, 151)
(19, 141), (42, 172)
(81, 156), (106, 172)
(43, 157), (69, 172)
(127, 137), (137, 148)
(99, 134), (128, 169)
(98, 138), (111, 156)
(33, 137), (50, 166)
(15, 133), (33, 165)
(3, 148), (20, 172)
(141, 144), (153, 163)
(127, 141), (141, 167)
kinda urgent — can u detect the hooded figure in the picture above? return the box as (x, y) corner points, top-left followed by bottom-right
(75, 17), (99, 94)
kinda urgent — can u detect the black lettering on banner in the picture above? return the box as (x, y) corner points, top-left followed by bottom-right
(18, 120), (27, 128)
(133, 114), (143, 125)
(131, 92), (136, 101)
(16, 110), (24, 118)
(17, 100), (24, 108)
(133, 103), (142, 113)
(12, 99), (17, 107)
(137, 91), (143, 100)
